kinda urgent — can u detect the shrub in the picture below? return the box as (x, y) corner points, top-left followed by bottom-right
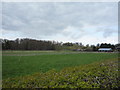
(2, 58), (119, 88)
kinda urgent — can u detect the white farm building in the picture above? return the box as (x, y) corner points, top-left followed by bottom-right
(98, 48), (113, 52)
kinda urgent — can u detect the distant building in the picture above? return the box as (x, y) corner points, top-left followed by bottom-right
(98, 48), (113, 52)
(72, 49), (85, 51)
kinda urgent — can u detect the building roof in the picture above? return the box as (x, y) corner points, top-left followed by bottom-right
(98, 48), (112, 51)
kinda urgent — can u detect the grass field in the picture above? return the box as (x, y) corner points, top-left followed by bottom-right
(2, 51), (118, 79)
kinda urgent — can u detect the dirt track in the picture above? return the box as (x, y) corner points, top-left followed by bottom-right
(2, 51), (118, 56)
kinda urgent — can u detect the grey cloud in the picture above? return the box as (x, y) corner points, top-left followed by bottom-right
(96, 26), (118, 38)
(104, 29), (118, 38)
(2, 2), (118, 39)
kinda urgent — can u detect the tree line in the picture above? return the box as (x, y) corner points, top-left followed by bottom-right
(0, 38), (119, 51)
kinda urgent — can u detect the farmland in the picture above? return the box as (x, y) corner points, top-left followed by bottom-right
(2, 51), (118, 79)
(2, 50), (119, 88)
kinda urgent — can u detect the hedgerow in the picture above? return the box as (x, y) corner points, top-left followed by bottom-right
(2, 58), (119, 88)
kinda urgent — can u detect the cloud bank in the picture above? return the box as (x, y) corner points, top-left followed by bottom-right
(1, 2), (118, 45)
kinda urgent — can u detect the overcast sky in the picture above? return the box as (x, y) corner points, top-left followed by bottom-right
(1, 2), (118, 45)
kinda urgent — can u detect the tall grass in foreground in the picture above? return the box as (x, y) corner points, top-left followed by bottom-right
(2, 58), (119, 88)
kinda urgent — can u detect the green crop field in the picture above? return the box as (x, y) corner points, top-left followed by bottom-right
(2, 51), (118, 79)
(2, 51), (119, 88)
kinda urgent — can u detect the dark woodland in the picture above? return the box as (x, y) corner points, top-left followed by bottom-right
(0, 38), (119, 51)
